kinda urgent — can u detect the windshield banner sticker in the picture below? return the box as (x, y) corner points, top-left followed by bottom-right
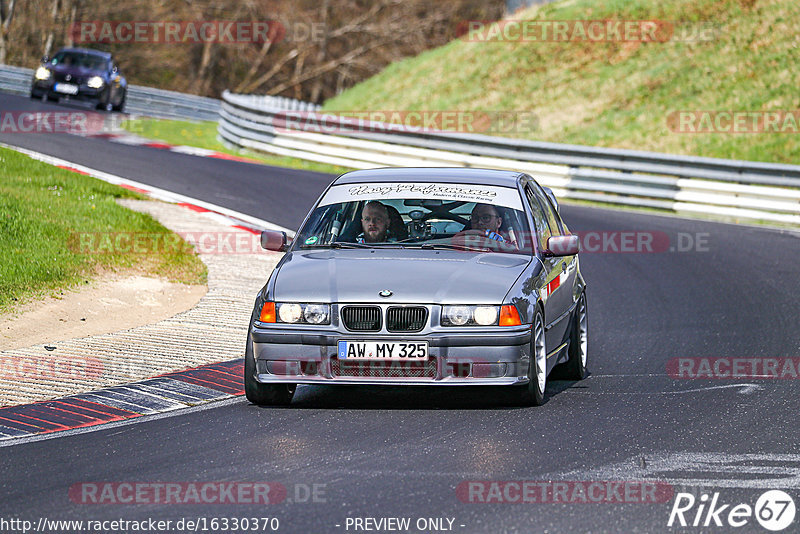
(319, 182), (524, 209)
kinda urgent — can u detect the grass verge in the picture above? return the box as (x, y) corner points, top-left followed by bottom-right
(0, 146), (207, 313)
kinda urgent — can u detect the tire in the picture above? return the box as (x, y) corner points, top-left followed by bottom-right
(113, 92), (126, 112)
(96, 89), (113, 112)
(562, 292), (588, 380)
(517, 308), (547, 406)
(244, 331), (295, 406)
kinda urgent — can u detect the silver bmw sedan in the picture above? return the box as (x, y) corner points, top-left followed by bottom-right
(246, 168), (587, 406)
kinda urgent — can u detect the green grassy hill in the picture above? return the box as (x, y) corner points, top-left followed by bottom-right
(323, 0), (799, 164)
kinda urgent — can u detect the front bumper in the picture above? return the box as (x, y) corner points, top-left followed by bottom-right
(250, 322), (532, 386)
(31, 80), (105, 101)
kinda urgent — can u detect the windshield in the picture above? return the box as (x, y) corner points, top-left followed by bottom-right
(295, 181), (533, 254)
(51, 52), (109, 71)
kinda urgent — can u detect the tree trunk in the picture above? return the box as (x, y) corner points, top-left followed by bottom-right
(64, 0), (78, 48)
(309, 0), (330, 103)
(0, 0), (17, 64)
(43, 0), (61, 59)
(194, 39), (214, 95)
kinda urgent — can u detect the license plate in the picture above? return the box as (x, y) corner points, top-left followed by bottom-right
(338, 340), (428, 361)
(54, 83), (78, 95)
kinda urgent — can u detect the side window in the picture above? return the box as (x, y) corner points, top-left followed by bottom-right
(524, 185), (551, 251)
(531, 185), (562, 238)
(553, 209), (569, 235)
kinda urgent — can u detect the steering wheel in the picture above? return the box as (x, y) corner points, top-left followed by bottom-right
(451, 230), (518, 252)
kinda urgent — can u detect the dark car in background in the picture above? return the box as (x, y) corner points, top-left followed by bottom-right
(247, 168), (588, 407)
(30, 48), (127, 112)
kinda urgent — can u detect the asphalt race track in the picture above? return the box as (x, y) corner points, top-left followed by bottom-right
(2, 93), (799, 533)
(0, 94), (332, 230)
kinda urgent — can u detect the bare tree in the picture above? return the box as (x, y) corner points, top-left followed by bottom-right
(0, 0), (17, 64)
(64, 0), (80, 48)
(2, 0), (505, 101)
(309, 0), (329, 102)
(43, 0), (61, 58)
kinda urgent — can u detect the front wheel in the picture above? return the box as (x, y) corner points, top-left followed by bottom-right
(113, 91), (126, 112)
(517, 308), (546, 406)
(565, 292), (588, 379)
(96, 89), (113, 112)
(244, 331), (295, 406)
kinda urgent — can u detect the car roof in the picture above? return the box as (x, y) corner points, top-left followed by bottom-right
(332, 167), (525, 188)
(55, 48), (112, 59)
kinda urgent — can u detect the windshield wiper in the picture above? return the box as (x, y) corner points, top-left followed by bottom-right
(304, 242), (460, 250)
(304, 242), (414, 249)
(361, 243), (412, 248)
(417, 243), (472, 251)
(301, 242), (372, 249)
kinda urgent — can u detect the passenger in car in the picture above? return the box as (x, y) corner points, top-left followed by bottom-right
(385, 204), (409, 240)
(357, 201), (394, 243)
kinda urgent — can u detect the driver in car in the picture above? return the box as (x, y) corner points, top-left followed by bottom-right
(356, 201), (394, 243)
(450, 203), (518, 250)
(470, 203), (506, 242)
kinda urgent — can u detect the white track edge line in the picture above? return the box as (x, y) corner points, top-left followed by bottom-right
(0, 141), (295, 236)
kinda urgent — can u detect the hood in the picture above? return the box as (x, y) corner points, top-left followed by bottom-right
(272, 249), (531, 304)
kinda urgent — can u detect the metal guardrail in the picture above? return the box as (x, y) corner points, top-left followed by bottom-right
(219, 90), (800, 226)
(0, 64), (221, 121)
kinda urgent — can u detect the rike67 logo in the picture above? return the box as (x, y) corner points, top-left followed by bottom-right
(668, 490), (796, 531)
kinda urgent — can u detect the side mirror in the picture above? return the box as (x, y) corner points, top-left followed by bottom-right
(544, 235), (579, 257)
(42, 55), (50, 64)
(261, 230), (291, 252)
(112, 65), (118, 73)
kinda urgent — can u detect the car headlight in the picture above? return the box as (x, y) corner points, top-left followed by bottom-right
(87, 76), (104, 89)
(35, 67), (51, 80)
(441, 305), (521, 326)
(442, 305), (472, 326)
(260, 302), (330, 325)
(473, 306), (498, 325)
(278, 303), (302, 323)
(303, 304), (329, 324)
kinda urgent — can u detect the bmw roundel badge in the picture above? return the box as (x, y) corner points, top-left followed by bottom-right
(379, 289), (393, 298)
